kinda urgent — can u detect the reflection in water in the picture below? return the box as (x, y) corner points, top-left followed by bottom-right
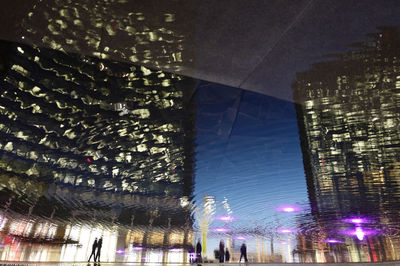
(292, 27), (400, 263)
(0, 39), (195, 262)
(0, 212), (190, 262)
(193, 84), (306, 263)
(20, 0), (194, 72)
(1, 16), (400, 264)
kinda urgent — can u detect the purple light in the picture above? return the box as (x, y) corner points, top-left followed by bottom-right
(216, 215), (235, 222)
(213, 227), (230, 232)
(278, 228), (296, 233)
(280, 241), (288, 245)
(343, 217), (369, 224)
(325, 239), (342, 243)
(355, 227), (365, 241)
(235, 236), (247, 240)
(341, 227), (378, 240)
(116, 249), (125, 254)
(283, 207), (295, 212)
(277, 205), (301, 213)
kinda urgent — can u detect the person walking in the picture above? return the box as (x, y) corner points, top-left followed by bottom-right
(88, 238), (98, 262)
(196, 240), (202, 263)
(219, 240), (225, 263)
(188, 245), (195, 264)
(239, 243), (248, 263)
(95, 237), (103, 262)
(225, 247), (230, 262)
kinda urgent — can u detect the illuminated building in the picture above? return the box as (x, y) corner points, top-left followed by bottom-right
(292, 27), (400, 262)
(0, 0), (197, 260)
(20, 0), (194, 73)
(0, 36), (196, 256)
(0, 212), (193, 262)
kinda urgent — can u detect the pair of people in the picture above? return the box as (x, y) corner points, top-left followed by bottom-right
(88, 237), (103, 263)
(218, 241), (231, 262)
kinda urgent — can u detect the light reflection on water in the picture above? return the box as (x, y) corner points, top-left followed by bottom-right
(1, 16), (400, 264)
(0, 212), (193, 263)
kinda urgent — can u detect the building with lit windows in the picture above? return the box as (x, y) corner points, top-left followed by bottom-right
(19, 0), (194, 73)
(292, 27), (400, 262)
(0, 37), (196, 258)
(0, 0), (197, 260)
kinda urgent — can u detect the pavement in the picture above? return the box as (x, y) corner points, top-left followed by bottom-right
(0, 262), (400, 266)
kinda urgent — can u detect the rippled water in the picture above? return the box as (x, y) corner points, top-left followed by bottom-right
(1, 4), (400, 263)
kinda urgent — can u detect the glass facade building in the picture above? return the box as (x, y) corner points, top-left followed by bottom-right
(292, 27), (400, 262)
(2, 1), (400, 264)
(20, 0), (194, 72)
(0, 39), (196, 256)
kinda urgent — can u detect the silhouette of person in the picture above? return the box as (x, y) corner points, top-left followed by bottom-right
(225, 248), (230, 262)
(219, 240), (225, 263)
(88, 238), (98, 262)
(196, 240), (202, 263)
(188, 245), (195, 264)
(239, 243), (248, 263)
(95, 237), (103, 262)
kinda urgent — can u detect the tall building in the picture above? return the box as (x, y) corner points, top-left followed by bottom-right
(0, 37), (196, 252)
(292, 27), (400, 262)
(19, 0), (194, 73)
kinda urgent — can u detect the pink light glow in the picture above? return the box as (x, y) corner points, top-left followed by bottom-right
(342, 227), (377, 240)
(116, 249), (125, 254)
(343, 217), (369, 224)
(283, 207), (295, 212)
(355, 227), (365, 240)
(325, 239), (341, 243)
(235, 236), (247, 240)
(216, 216), (235, 222)
(277, 205), (301, 213)
(213, 227), (230, 232)
(278, 228), (296, 233)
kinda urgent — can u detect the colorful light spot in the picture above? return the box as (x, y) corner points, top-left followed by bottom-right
(355, 227), (365, 241)
(216, 215), (235, 222)
(278, 228), (296, 233)
(277, 205), (301, 213)
(213, 227), (230, 232)
(116, 249), (125, 254)
(325, 239), (341, 243)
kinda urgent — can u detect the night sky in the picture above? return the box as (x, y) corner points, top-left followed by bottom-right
(193, 82), (308, 251)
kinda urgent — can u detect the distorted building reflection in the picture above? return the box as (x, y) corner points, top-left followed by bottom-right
(20, 0), (194, 73)
(292, 27), (400, 263)
(0, 212), (193, 262)
(0, 37), (196, 262)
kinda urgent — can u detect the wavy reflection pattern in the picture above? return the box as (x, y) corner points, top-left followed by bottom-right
(0, 39), (196, 262)
(21, 0), (194, 72)
(293, 27), (400, 263)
